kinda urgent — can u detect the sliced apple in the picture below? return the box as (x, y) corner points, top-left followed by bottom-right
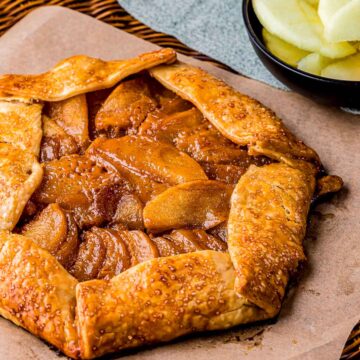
(21, 203), (67, 255)
(163, 229), (206, 253)
(111, 192), (144, 230)
(321, 53), (360, 80)
(87, 136), (207, 186)
(305, 0), (319, 5)
(21, 203), (79, 269)
(263, 28), (310, 66)
(298, 53), (333, 75)
(119, 230), (159, 266)
(40, 115), (78, 162)
(254, 0), (356, 58)
(318, 0), (349, 25)
(323, 0), (360, 42)
(47, 94), (90, 151)
(150, 235), (180, 257)
(70, 227), (131, 281)
(143, 180), (233, 233)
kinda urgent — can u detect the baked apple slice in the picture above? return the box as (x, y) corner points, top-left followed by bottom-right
(32, 154), (129, 228)
(110, 192), (144, 230)
(150, 235), (179, 257)
(88, 136), (207, 185)
(153, 229), (225, 255)
(95, 76), (157, 137)
(71, 227), (131, 281)
(40, 115), (78, 162)
(139, 107), (271, 184)
(21, 203), (79, 269)
(117, 230), (159, 266)
(47, 94), (90, 151)
(143, 180), (233, 232)
(87, 135), (207, 202)
(190, 229), (227, 251)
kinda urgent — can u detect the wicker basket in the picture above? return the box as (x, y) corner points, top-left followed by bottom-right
(0, 0), (359, 358)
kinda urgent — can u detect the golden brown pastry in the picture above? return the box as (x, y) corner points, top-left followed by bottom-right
(228, 163), (316, 316)
(0, 49), (176, 101)
(76, 251), (267, 359)
(0, 231), (79, 358)
(150, 62), (320, 166)
(0, 50), (342, 360)
(0, 144), (43, 231)
(0, 100), (43, 156)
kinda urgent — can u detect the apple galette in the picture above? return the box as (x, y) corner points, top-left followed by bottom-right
(0, 48), (342, 359)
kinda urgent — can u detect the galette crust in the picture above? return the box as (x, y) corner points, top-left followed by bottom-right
(0, 49), (176, 101)
(0, 144), (43, 231)
(228, 163), (316, 316)
(0, 232), (79, 358)
(0, 100), (43, 156)
(150, 62), (320, 166)
(76, 251), (267, 359)
(0, 50), (341, 359)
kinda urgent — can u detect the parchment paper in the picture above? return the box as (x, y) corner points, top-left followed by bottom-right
(0, 6), (359, 360)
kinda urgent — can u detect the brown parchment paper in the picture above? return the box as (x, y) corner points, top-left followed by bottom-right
(0, 6), (359, 360)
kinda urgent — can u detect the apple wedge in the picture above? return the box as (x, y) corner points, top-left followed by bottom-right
(321, 53), (360, 80)
(143, 180), (233, 233)
(253, 0), (356, 58)
(298, 53), (333, 75)
(263, 28), (309, 66)
(323, 0), (360, 42)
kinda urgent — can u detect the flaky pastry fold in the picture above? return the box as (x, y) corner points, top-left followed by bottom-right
(0, 51), (339, 360)
(76, 250), (267, 359)
(0, 232), (79, 358)
(228, 163), (316, 316)
(150, 62), (319, 166)
(0, 49), (176, 101)
(0, 144), (43, 231)
(0, 100), (43, 155)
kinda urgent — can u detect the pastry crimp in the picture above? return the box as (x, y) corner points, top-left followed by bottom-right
(0, 232), (80, 358)
(228, 163), (316, 316)
(150, 62), (320, 166)
(0, 49), (342, 359)
(76, 251), (267, 359)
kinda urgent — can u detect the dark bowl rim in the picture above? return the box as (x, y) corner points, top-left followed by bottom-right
(242, 0), (360, 86)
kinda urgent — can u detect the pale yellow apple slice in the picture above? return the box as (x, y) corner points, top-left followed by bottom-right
(253, 0), (356, 58)
(318, 0), (349, 26)
(324, 0), (360, 42)
(321, 53), (360, 80)
(305, 0), (319, 5)
(299, 1), (356, 58)
(263, 28), (309, 66)
(298, 53), (333, 75)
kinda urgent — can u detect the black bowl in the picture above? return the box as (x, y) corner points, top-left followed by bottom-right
(242, 0), (360, 109)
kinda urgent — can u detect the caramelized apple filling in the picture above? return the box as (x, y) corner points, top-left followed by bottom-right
(23, 72), (276, 282)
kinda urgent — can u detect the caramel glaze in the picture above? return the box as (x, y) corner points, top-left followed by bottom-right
(21, 203), (228, 281)
(26, 73), (276, 282)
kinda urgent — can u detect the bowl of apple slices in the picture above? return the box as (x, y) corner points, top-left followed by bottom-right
(243, 0), (360, 108)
